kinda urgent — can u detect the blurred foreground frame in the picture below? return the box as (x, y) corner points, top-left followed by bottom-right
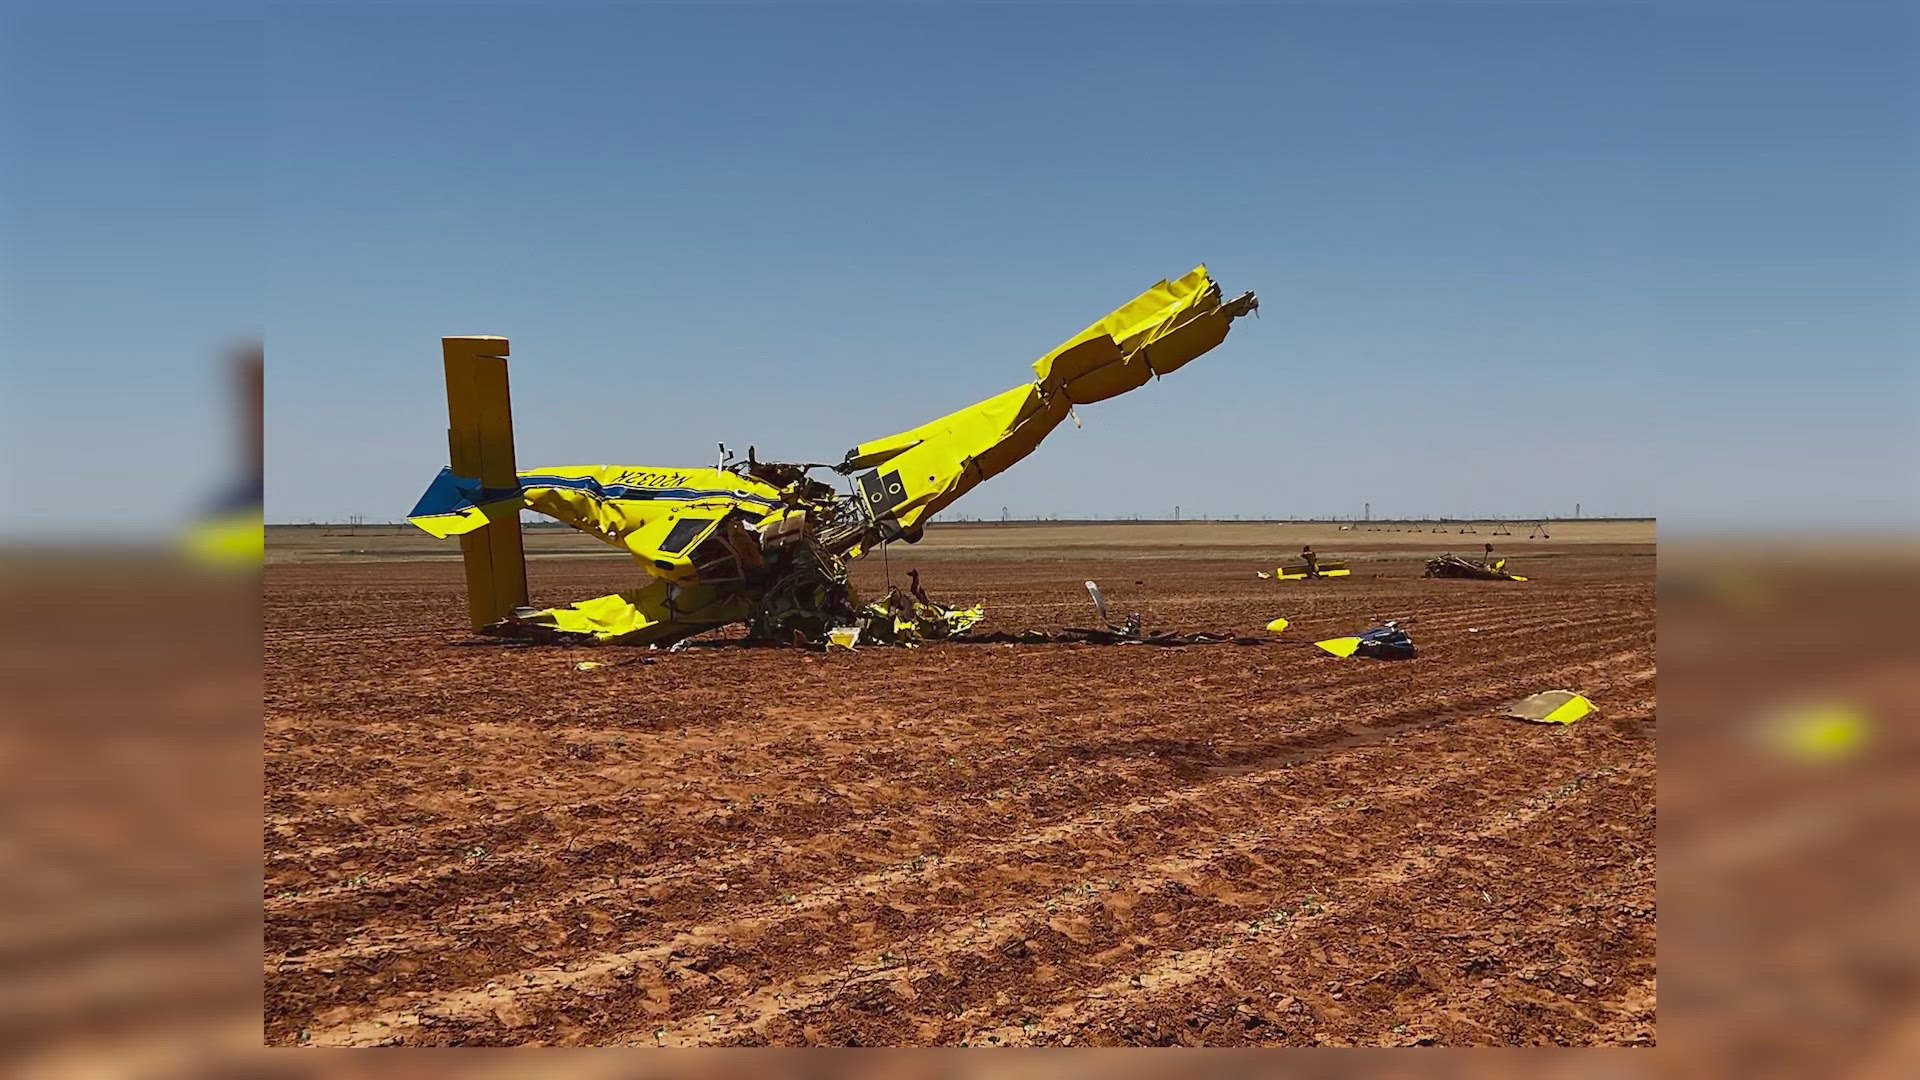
(2, 554), (263, 1060)
(1658, 535), (1920, 1077)
(0, 339), (262, 1072)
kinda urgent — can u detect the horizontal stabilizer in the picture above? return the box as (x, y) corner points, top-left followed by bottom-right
(407, 466), (524, 538)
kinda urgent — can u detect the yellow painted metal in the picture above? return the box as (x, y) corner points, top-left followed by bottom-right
(412, 268), (1254, 640)
(408, 495), (519, 539)
(184, 508), (264, 564)
(1506, 690), (1594, 724)
(841, 266), (1250, 546)
(1544, 696), (1592, 723)
(1275, 563), (1351, 580)
(843, 383), (1068, 552)
(443, 336), (528, 630)
(1030, 265), (1240, 402)
(513, 578), (755, 643)
(1314, 636), (1362, 658)
(1767, 701), (1868, 761)
(514, 465), (781, 578)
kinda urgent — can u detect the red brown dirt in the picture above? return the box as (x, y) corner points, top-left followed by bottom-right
(264, 543), (1655, 1046)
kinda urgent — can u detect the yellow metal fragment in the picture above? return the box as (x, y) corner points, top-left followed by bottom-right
(1506, 690), (1594, 724)
(1315, 636), (1362, 658)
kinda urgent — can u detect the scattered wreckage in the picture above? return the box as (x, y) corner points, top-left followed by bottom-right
(938, 581), (1261, 646)
(1424, 552), (1528, 581)
(409, 267), (1257, 647)
(1314, 621), (1417, 660)
(825, 573), (985, 649)
(1259, 546), (1351, 580)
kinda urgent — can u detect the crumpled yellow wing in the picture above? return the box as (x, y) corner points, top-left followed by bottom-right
(844, 383), (1068, 544)
(840, 266), (1254, 542)
(1030, 265), (1255, 404)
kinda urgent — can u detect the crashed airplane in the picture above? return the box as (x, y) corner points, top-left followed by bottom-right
(408, 266), (1257, 646)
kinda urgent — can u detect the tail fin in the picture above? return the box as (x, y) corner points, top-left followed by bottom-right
(429, 336), (530, 630)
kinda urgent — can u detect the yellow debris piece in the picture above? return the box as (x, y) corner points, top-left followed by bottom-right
(513, 579), (754, 644)
(1767, 702), (1869, 762)
(1314, 636), (1362, 658)
(183, 509), (264, 565)
(1275, 563), (1351, 580)
(1265, 617), (1290, 632)
(1506, 690), (1594, 724)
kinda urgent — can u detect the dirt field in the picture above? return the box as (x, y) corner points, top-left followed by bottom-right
(264, 526), (1655, 1046)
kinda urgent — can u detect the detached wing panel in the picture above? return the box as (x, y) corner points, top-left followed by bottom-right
(511, 578), (754, 645)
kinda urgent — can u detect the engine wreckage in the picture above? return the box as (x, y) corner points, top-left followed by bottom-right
(408, 267), (1257, 647)
(1424, 553), (1528, 581)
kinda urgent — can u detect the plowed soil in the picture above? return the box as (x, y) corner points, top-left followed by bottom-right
(265, 534), (1655, 1046)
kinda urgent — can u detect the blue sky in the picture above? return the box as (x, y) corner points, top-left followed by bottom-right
(4, 2), (1914, 529)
